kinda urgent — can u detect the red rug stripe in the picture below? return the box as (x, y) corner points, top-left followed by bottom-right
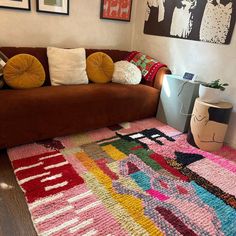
(131, 145), (143, 150)
(13, 151), (84, 203)
(155, 206), (197, 236)
(95, 159), (119, 180)
(14, 156), (66, 180)
(150, 153), (189, 181)
(20, 165), (78, 191)
(12, 151), (59, 168)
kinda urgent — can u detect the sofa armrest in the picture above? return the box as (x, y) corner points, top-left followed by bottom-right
(153, 67), (171, 90)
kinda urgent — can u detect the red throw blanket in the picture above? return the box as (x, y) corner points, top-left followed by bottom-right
(125, 51), (166, 82)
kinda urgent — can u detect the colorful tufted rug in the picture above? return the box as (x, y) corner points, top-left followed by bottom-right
(8, 118), (236, 236)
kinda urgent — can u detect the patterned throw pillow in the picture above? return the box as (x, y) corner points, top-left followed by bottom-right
(112, 61), (142, 85)
(125, 51), (166, 82)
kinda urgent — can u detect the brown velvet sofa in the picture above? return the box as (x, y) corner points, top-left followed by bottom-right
(0, 47), (170, 149)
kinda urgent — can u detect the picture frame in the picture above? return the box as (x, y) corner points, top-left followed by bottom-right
(0, 0), (31, 11)
(36, 0), (69, 15)
(100, 0), (132, 22)
(144, 0), (236, 45)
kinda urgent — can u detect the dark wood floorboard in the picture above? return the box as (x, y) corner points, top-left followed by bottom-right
(0, 149), (37, 236)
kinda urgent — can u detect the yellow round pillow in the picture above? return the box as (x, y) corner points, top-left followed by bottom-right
(3, 54), (45, 89)
(86, 52), (114, 83)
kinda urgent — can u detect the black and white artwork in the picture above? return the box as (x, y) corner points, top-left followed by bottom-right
(144, 0), (236, 44)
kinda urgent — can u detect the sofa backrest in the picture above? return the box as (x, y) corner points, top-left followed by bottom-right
(0, 47), (129, 86)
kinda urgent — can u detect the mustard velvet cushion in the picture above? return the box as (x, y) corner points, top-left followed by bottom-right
(86, 52), (114, 83)
(3, 54), (45, 89)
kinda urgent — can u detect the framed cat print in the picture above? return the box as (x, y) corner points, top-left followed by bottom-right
(0, 0), (31, 11)
(36, 0), (69, 15)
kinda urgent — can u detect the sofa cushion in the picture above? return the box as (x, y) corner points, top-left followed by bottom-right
(126, 51), (167, 83)
(0, 83), (159, 147)
(112, 61), (142, 85)
(0, 47), (130, 86)
(86, 52), (114, 83)
(3, 54), (45, 89)
(47, 47), (88, 86)
(0, 47), (51, 86)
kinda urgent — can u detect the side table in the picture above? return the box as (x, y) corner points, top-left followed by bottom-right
(187, 98), (233, 152)
(157, 74), (199, 132)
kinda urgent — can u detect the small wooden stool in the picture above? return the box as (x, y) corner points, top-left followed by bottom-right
(187, 98), (233, 152)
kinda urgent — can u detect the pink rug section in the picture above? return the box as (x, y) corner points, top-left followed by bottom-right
(147, 134), (236, 174)
(146, 189), (169, 201)
(213, 146), (236, 163)
(30, 185), (126, 236)
(8, 143), (51, 161)
(87, 128), (116, 142)
(166, 197), (221, 236)
(56, 135), (79, 149)
(188, 158), (236, 196)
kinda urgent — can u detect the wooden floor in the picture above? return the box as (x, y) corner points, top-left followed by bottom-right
(0, 149), (37, 236)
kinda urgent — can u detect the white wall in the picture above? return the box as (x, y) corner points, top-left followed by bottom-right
(132, 1), (236, 148)
(0, 0), (133, 50)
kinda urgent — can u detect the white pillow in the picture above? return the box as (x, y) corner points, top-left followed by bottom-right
(47, 47), (88, 86)
(112, 61), (142, 85)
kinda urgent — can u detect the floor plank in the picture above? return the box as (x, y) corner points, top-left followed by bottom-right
(0, 149), (37, 236)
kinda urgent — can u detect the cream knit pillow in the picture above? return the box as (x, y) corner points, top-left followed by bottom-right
(112, 61), (142, 85)
(47, 47), (88, 86)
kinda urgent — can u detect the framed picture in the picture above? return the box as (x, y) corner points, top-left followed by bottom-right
(144, 0), (236, 44)
(0, 0), (31, 11)
(100, 0), (132, 22)
(36, 0), (69, 15)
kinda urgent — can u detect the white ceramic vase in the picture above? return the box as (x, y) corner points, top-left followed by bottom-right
(199, 84), (223, 103)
